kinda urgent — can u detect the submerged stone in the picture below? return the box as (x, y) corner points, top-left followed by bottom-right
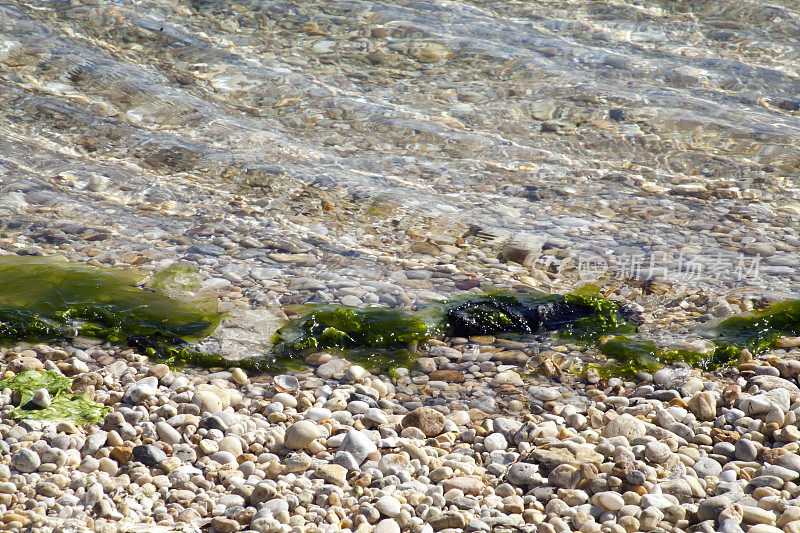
(0, 256), (221, 344)
(714, 300), (800, 356)
(272, 305), (431, 352)
(270, 305), (432, 371)
(442, 287), (636, 341)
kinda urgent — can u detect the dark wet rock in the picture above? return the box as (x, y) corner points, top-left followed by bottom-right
(133, 445), (167, 467)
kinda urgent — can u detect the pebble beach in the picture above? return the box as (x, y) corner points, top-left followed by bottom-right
(2, 0), (800, 532)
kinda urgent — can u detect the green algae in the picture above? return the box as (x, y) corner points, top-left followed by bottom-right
(4, 254), (797, 380)
(0, 256), (221, 344)
(272, 305), (433, 352)
(713, 300), (800, 355)
(271, 289), (636, 372)
(589, 336), (727, 378)
(580, 300), (800, 378)
(270, 305), (432, 371)
(559, 292), (638, 341)
(0, 370), (109, 425)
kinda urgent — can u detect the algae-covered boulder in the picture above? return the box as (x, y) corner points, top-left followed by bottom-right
(443, 288), (636, 340)
(714, 299), (800, 355)
(270, 287), (638, 371)
(0, 255), (221, 343)
(272, 305), (432, 353)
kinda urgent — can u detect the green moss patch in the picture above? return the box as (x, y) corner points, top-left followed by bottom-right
(584, 300), (800, 377)
(713, 300), (800, 355)
(589, 336), (727, 378)
(0, 255), (245, 373)
(0, 256), (221, 343)
(270, 305), (433, 371)
(0, 370), (108, 425)
(271, 288), (637, 371)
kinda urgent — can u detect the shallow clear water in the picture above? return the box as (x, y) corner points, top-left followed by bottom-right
(1, 0), (799, 295)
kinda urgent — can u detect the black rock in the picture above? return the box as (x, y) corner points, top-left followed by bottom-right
(446, 298), (593, 337)
(608, 109), (625, 121)
(132, 445), (167, 467)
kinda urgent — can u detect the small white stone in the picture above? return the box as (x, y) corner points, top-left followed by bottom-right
(493, 370), (523, 386)
(365, 408), (388, 425)
(374, 519), (401, 533)
(98, 457), (118, 475)
(645, 442), (672, 463)
(336, 429), (377, 465)
(218, 436), (243, 456)
(305, 408), (332, 421)
(124, 377), (158, 404)
(740, 395), (771, 416)
(284, 421), (322, 450)
(273, 393), (298, 408)
(11, 448), (40, 473)
(193, 390), (223, 413)
(641, 493), (675, 509)
(155, 422), (182, 445)
(528, 386), (561, 402)
(375, 496), (401, 517)
(347, 401), (369, 415)
(593, 491), (625, 511)
(32, 388), (51, 408)
(483, 433), (508, 452)
(346, 365), (368, 381)
(602, 413), (646, 440)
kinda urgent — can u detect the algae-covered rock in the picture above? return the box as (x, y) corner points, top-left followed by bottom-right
(593, 335), (732, 377)
(714, 299), (800, 355)
(271, 288), (637, 371)
(272, 305), (432, 352)
(271, 305), (433, 370)
(0, 370), (109, 425)
(0, 256), (221, 343)
(443, 287), (636, 340)
(0, 256), (236, 371)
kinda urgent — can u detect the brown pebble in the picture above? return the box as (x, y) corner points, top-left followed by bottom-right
(370, 27), (389, 38)
(147, 364), (170, 379)
(710, 428), (740, 444)
(429, 369), (466, 383)
(304, 352), (333, 365)
(210, 516), (240, 532)
(759, 447), (788, 463)
(610, 461), (634, 479)
(110, 446), (133, 464)
(455, 279), (481, 290)
(402, 407), (445, 437)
